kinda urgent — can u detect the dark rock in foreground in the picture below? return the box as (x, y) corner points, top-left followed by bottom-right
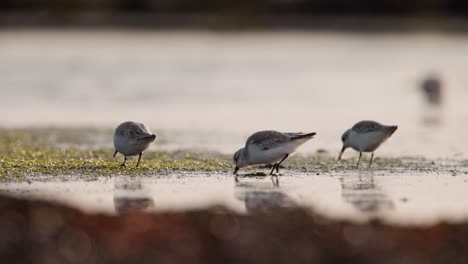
(0, 194), (466, 264)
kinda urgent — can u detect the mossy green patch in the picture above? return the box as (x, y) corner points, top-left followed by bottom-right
(0, 146), (234, 179)
(0, 128), (455, 179)
(0, 128), (233, 178)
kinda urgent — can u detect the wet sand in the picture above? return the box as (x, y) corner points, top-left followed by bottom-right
(2, 168), (468, 225)
(1, 126), (468, 225)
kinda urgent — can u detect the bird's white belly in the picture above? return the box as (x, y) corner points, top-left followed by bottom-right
(349, 130), (387, 152)
(247, 142), (298, 165)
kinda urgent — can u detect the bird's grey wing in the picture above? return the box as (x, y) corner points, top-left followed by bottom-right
(134, 122), (151, 134)
(285, 132), (306, 138)
(123, 122), (152, 139)
(352, 121), (383, 133)
(246, 131), (290, 150)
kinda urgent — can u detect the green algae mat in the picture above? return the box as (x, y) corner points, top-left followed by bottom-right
(0, 128), (461, 179)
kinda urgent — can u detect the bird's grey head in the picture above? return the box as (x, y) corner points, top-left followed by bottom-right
(233, 148), (247, 175)
(233, 148), (247, 168)
(341, 129), (351, 146)
(338, 129), (351, 160)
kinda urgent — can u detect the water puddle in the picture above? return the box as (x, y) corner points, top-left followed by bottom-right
(2, 172), (468, 225)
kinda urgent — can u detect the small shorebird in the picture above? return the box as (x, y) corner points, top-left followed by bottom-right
(113, 121), (157, 167)
(338, 121), (397, 168)
(421, 73), (443, 106)
(233, 130), (316, 181)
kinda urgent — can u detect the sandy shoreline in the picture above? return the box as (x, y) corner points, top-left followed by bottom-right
(1, 127), (468, 225)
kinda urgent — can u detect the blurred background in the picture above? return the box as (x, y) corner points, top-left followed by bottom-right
(2, 0), (468, 29)
(1, 0), (468, 158)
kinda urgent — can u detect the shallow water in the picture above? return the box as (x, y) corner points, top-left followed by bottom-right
(1, 171), (468, 225)
(2, 30), (468, 158)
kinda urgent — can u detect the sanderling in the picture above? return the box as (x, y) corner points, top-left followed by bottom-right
(113, 121), (156, 167)
(233, 130), (316, 181)
(338, 121), (397, 168)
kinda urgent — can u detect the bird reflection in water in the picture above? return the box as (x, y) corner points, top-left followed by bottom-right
(234, 180), (295, 213)
(113, 176), (155, 213)
(340, 175), (394, 213)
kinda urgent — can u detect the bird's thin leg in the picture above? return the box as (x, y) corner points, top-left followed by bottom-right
(276, 154), (289, 174)
(121, 156), (127, 167)
(368, 152), (374, 168)
(356, 152), (362, 168)
(270, 164), (278, 175)
(235, 175), (239, 183)
(113, 150), (118, 158)
(136, 152), (142, 168)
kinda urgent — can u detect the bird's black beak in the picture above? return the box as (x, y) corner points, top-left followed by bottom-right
(338, 146), (346, 160)
(233, 166), (239, 175)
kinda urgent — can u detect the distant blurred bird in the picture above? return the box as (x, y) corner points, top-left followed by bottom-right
(233, 130), (316, 180)
(113, 121), (156, 167)
(338, 121), (397, 168)
(421, 73), (443, 106)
